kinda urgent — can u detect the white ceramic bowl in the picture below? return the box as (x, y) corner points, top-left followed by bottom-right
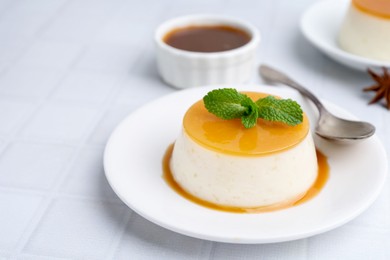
(155, 15), (260, 89)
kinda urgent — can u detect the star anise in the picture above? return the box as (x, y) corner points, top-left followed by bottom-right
(363, 67), (390, 110)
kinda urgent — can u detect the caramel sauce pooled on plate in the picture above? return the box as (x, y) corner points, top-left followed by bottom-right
(163, 25), (251, 53)
(162, 144), (329, 213)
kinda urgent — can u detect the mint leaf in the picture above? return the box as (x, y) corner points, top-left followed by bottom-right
(255, 96), (303, 126)
(203, 88), (250, 120)
(203, 88), (303, 128)
(240, 98), (259, 128)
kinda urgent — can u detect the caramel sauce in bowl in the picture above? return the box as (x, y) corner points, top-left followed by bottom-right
(163, 25), (251, 53)
(155, 15), (260, 89)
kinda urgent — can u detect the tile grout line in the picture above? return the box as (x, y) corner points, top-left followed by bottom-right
(11, 253), (70, 260)
(0, 67), (73, 152)
(0, 186), (123, 204)
(2, 1), (162, 254)
(0, 137), (83, 148)
(34, 0), (73, 39)
(207, 243), (217, 260)
(199, 240), (215, 260)
(0, 68), (75, 191)
(10, 45), (148, 257)
(1, 5), (160, 250)
(258, 0), (282, 62)
(0, 0), (61, 76)
(0, 36), (91, 153)
(4, 64), (85, 257)
(0, 38), (36, 76)
(303, 238), (309, 260)
(3, 42), (102, 256)
(0, 0), (20, 22)
(9, 74), (126, 258)
(346, 222), (390, 233)
(104, 210), (134, 260)
(0, 1), (81, 155)
(0, 186), (46, 196)
(77, 50), (155, 259)
(9, 197), (54, 260)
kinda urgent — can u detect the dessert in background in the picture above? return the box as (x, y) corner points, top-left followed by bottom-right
(339, 0), (390, 61)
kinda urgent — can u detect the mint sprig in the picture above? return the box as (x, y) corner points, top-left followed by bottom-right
(256, 96), (303, 126)
(203, 88), (303, 128)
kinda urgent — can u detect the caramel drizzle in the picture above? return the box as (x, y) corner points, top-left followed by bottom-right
(162, 144), (329, 214)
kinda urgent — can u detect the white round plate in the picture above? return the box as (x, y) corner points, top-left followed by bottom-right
(300, 0), (390, 71)
(104, 85), (387, 244)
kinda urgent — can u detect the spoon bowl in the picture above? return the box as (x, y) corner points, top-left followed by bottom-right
(315, 112), (376, 144)
(259, 65), (375, 144)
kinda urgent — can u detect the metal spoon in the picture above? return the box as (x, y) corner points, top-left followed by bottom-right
(259, 64), (375, 144)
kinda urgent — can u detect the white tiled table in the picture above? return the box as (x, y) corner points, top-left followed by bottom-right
(0, 0), (389, 259)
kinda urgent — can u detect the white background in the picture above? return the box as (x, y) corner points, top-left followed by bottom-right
(0, 0), (389, 259)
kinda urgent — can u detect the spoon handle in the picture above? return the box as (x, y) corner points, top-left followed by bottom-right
(259, 65), (326, 113)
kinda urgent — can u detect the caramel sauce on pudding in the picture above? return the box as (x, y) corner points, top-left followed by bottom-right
(353, 0), (390, 19)
(183, 92), (310, 156)
(163, 25), (251, 53)
(163, 144), (329, 213)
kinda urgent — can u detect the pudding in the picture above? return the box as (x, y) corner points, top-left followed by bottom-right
(169, 92), (318, 209)
(338, 0), (390, 61)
